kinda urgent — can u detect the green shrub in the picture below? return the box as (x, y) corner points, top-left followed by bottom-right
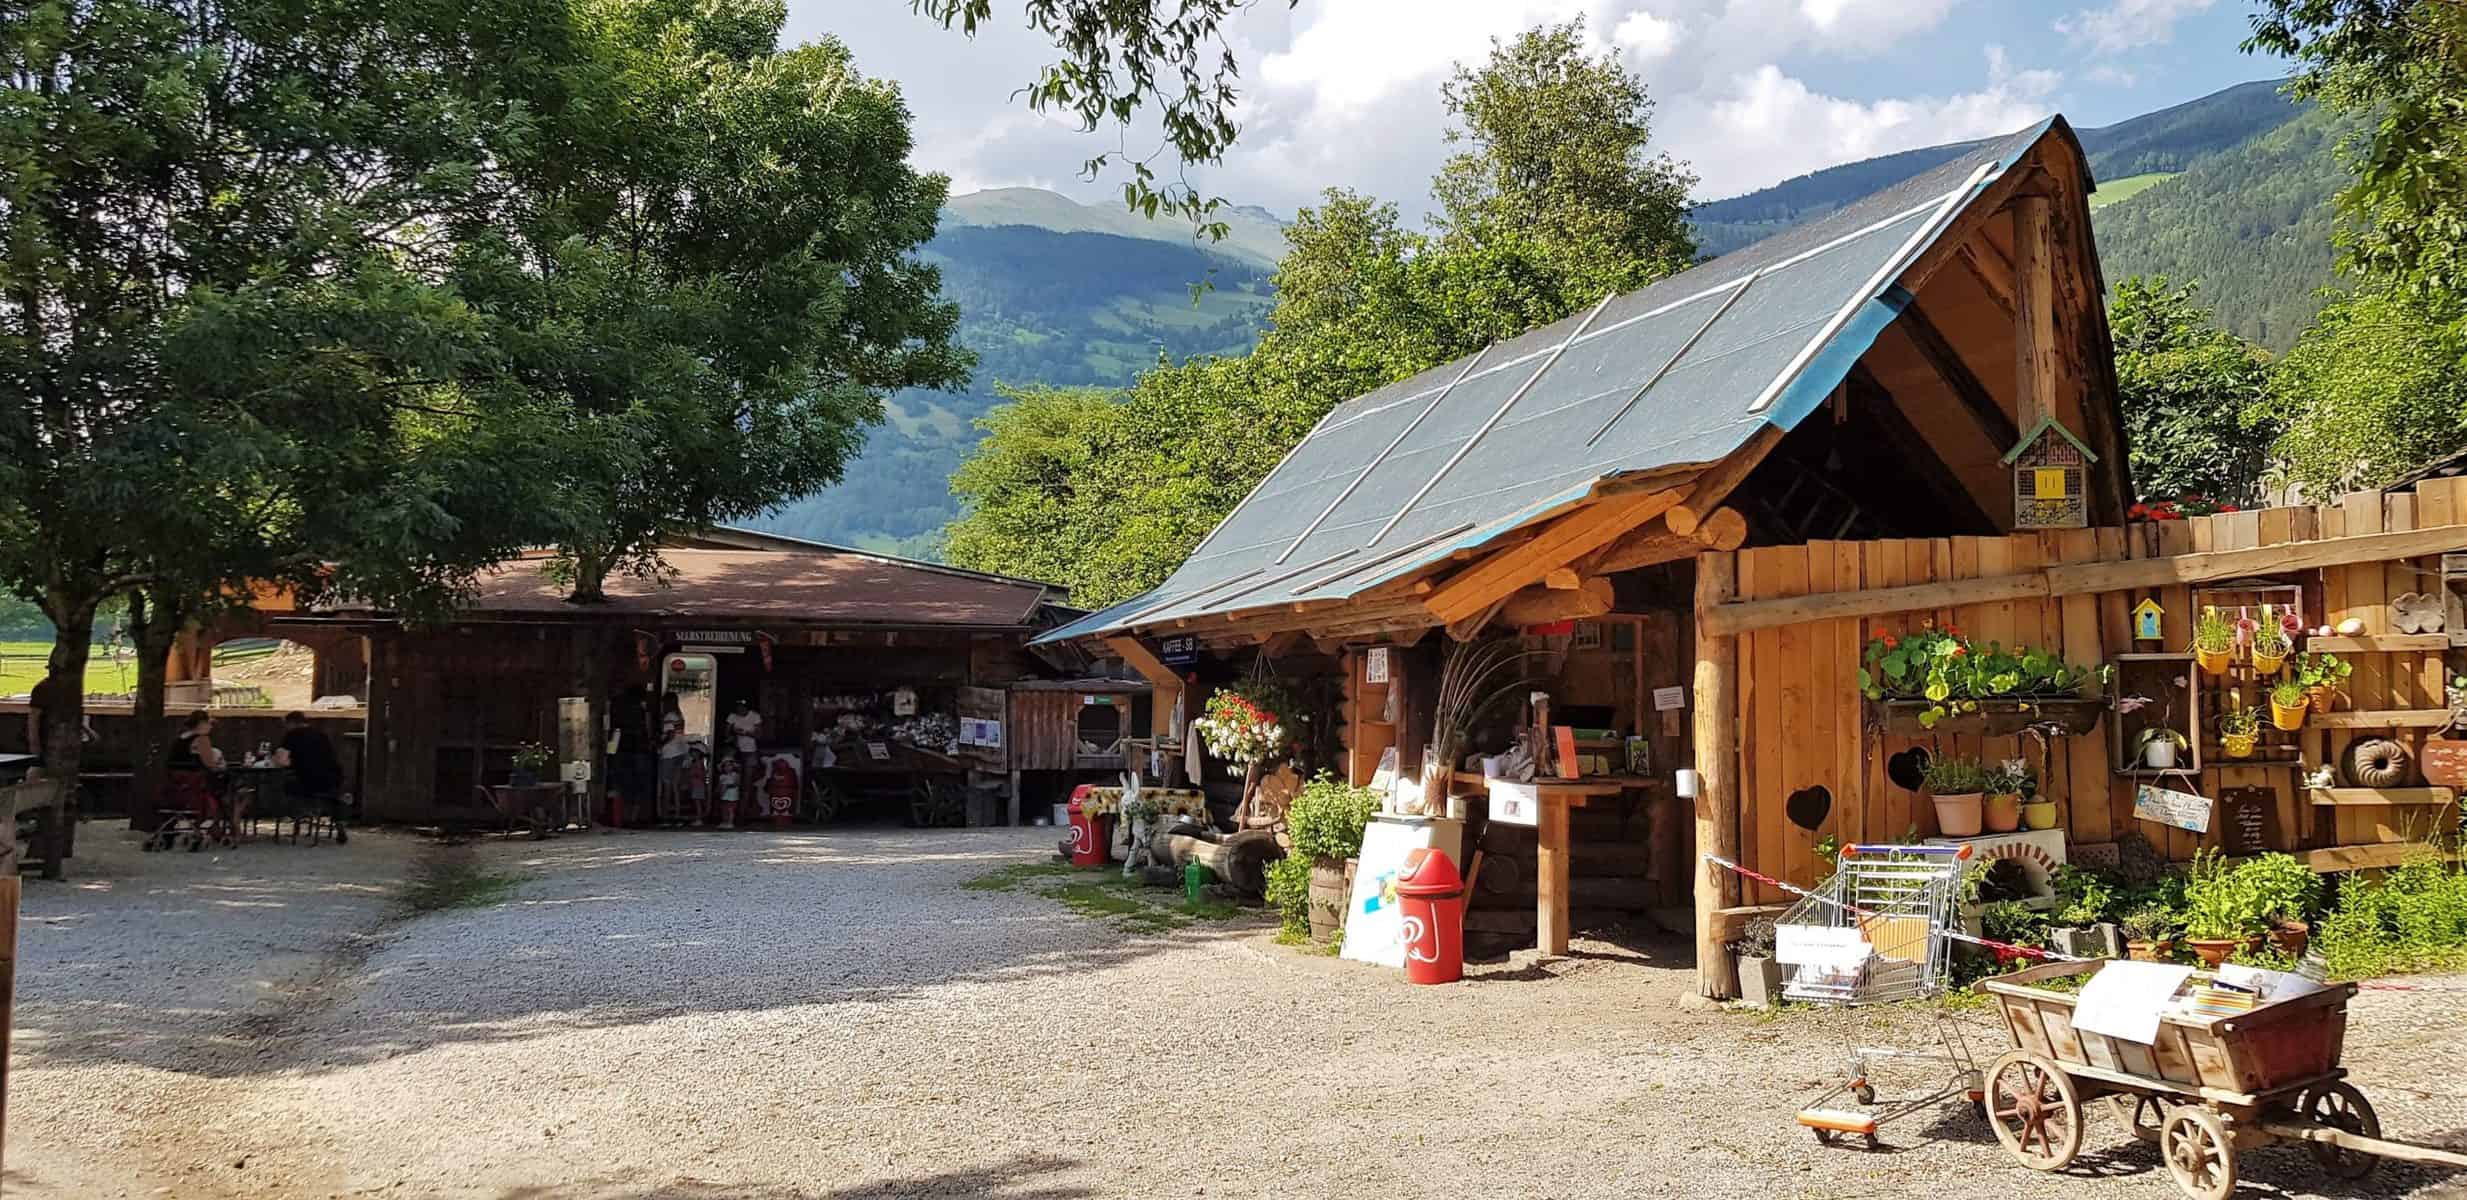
(2182, 849), (2269, 940)
(2235, 852), (2323, 925)
(1264, 854), (1313, 938)
(1286, 772), (1380, 863)
(2316, 853), (2467, 978)
(2050, 865), (2118, 927)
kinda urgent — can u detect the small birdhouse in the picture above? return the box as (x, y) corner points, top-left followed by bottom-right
(2133, 598), (2165, 642)
(2002, 416), (2097, 530)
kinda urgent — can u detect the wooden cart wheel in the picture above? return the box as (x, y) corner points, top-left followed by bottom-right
(2113, 1094), (2171, 1144)
(2300, 1081), (2381, 1181)
(804, 778), (839, 825)
(2161, 1107), (2237, 1200)
(1985, 1052), (2084, 1171)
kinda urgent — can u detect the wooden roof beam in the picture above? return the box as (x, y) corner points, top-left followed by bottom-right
(1584, 508), (1747, 575)
(1423, 488), (1684, 624)
(1667, 428), (1778, 537)
(1957, 240), (2017, 317)
(1898, 300), (2022, 454)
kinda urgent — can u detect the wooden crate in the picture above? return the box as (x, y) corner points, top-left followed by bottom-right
(1979, 959), (2355, 1103)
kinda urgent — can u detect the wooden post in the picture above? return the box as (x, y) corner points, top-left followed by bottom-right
(1537, 796), (1571, 956)
(1694, 553), (1742, 999)
(2, 799), (18, 1171)
(2013, 192), (2056, 433)
(1007, 768), (1022, 827)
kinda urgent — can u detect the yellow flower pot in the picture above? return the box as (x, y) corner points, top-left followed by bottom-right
(2270, 700), (2307, 731)
(2223, 732), (2258, 758)
(2020, 800), (2059, 831)
(2251, 649), (2286, 676)
(2195, 646), (2232, 676)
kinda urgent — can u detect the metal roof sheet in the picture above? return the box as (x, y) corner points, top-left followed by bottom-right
(1039, 120), (2059, 646)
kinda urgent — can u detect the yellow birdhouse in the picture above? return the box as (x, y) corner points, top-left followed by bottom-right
(2133, 598), (2165, 642)
(2002, 416), (2096, 530)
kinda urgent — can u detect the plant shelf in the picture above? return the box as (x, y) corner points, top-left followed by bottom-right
(2309, 787), (2458, 807)
(2308, 708), (2455, 729)
(2302, 634), (2449, 653)
(1872, 697), (2104, 737)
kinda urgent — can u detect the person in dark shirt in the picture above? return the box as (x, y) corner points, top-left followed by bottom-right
(274, 711), (349, 843)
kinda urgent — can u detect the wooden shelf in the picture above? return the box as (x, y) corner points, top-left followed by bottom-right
(2300, 842), (2466, 873)
(2311, 787), (2458, 807)
(2308, 709), (2455, 729)
(2303, 634), (2450, 653)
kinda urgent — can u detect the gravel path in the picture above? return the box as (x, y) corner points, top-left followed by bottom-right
(8, 825), (2465, 1199)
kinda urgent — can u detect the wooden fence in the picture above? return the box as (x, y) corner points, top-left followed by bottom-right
(1715, 482), (2466, 907)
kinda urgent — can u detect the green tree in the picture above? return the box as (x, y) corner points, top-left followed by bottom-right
(2249, 0), (2467, 346)
(2266, 286), (2467, 496)
(0, 0), (572, 785)
(459, 1), (968, 601)
(2107, 277), (2278, 504)
(946, 20), (1696, 601)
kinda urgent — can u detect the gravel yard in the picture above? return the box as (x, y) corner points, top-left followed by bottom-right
(7, 824), (2465, 1199)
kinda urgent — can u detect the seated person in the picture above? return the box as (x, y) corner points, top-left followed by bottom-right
(164, 710), (226, 820)
(273, 710), (349, 844)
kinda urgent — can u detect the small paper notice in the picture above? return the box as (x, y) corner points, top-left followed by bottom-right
(1775, 925), (1869, 970)
(2072, 961), (2194, 1045)
(1488, 780), (1540, 827)
(1653, 685), (1686, 711)
(2217, 963), (2323, 1002)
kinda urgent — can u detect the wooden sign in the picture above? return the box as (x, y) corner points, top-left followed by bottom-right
(2217, 785), (2274, 855)
(2420, 737), (2467, 788)
(2133, 782), (2213, 834)
(2133, 599), (2165, 642)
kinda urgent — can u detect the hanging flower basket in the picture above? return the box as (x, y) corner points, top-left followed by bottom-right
(1873, 697), (2105, 737)
(1193, 683), (1296, 765)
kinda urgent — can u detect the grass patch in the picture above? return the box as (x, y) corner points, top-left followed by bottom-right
(402, 860), (525, 913)
(2089, 170), (2178, 209)
(965, 857), (1254, 933)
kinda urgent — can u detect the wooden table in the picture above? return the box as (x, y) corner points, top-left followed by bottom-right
(1467, 773), (1664, 956)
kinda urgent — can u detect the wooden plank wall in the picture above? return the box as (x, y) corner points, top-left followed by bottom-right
(1722, 482), (2467, 890)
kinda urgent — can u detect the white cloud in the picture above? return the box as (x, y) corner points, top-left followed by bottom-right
(1611, 10), (1682, 62)
(2055, 0), (2218, 55)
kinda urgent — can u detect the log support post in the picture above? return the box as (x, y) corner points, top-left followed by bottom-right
(1693, 553), (1742, 999)
(2013, 191), (2056, 433)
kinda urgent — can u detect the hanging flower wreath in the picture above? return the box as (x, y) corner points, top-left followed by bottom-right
(1194, 682), (1298, 765)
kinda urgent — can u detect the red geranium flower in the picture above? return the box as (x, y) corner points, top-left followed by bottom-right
(1882, 634), (1899, 649)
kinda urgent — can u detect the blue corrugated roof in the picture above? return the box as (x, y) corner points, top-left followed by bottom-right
(1038, 120), (2061, 647)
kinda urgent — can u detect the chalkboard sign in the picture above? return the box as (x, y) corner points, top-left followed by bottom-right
(2217, 786), (2274, 855)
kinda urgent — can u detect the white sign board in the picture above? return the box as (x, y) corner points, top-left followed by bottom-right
(1340, 816), (1459, 970)
(958, 717), (1004, 749)
(1653, 685), (1687, 712)
(1364, 646), (1390, 684)
(1488, 779), (1541, 827)
(1775, 924), (1869, 969)
(2134, 783), (2213, 834)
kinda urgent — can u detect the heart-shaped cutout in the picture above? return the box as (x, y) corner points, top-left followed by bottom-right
(1786, 785), (1832, 832)
(1887, 747), (1931, 791)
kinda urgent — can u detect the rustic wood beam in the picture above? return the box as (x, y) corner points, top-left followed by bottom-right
(1899, 300), (2021, 454)
(1702, 521), (2467, 638)
(1847, 364), (1999, 535)
(2014, 191), (2057, 432)
(1543, 567), (1582, 590)
(1587, 508), (1748, 575)
(1693, 553), (1742, 1000)
(1895, 149), (2041, 296)
(1497, 577), (1613, 627)
(1104, 635), (1185, 740)
(1957, 239), (2017, 317)
(1667, 429), (1779, 537)
(1445, 596), (1511, 643)
(1423, 489), (1683, 624)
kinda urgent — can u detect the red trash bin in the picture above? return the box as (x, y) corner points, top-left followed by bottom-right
(1066, 786), (1105, 867)
(1394, 847), (1466, 984)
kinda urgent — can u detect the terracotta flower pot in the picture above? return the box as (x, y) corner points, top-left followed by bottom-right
(2250, 649), (2287, 676)
(2196, 646), (2232, 676)
(2222, 732), (2257, 759)
(2021, 800), (2059, 831)
(2268, 920), (2310, 958)
(2186, 935), (2262, 968)
(2271, 700), (2308, 731)
(2307, 685), (2337, 715)
(2126, 939), (2174, 963)
(1983, 791), (2022, 833)
(1931, 791), (1983, 838)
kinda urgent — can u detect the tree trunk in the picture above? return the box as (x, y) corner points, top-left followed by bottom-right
(36, 601), (95, 880)
(124, 588), (189, 833)
(566, 547), (610, 604)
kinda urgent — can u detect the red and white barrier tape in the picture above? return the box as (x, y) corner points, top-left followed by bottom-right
(1704, 852), (2089, 964)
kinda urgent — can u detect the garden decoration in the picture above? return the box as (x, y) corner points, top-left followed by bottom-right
(2343, 738), (2411, 789)
(2270, 679), (2309, 731)
(2193, 606), (2235, 676)
(1985, 758), (2033, 834)
(2295, 650), (2352, 714)
(2218, 693), (2260, 759)
(2118, 681), (2192, 770)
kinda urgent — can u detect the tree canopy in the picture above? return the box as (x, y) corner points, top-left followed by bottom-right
(2265, 287), (2467, 495)
(945, 20), (1695, 605)
(2108, 277), (2278, 505)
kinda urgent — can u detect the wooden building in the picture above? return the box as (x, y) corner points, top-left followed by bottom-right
(1036, 119), (2467, 994)
(261, 536), (1079, 824)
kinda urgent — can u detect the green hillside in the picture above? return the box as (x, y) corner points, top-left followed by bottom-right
(2092, 105), (2351, 350)
(2089, 171), (2176, 209)
(945, 188), (1290, 269)
(748, 216), (1276, 554)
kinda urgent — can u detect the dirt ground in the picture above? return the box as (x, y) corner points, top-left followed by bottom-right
(7, 824), (2465, 1200)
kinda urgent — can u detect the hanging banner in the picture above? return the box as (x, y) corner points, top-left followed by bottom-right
(2133, 782), (2213, 834)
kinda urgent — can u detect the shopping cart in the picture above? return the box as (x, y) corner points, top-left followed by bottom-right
(1778, 842), (1983, 1148)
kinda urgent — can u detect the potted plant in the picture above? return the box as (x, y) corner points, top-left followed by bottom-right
(2120, 904), (2177, 962)
(1982, 758), (2030, 833)
(2136, 726), (2188, 770)
(2269, 678), (2309, 732)
(2180, 849), (2265, 966)
(1730, 917), (1784, 1008)
(1923, 755), (1990, 837)
(2294, 650), (2352, 715)
(2193, 605), (2236, 675)
(2048, 866), (2121, 959)
(1284, 773), (1381, 942)
(2016, 757), (2057, 831)
(2237, 852), (2322, 957)
(1195, 680), (1298, 815)
(2218, 692), (2260, 759)
(2249, 605), (2290, 675)
(510, 742), (554, 787)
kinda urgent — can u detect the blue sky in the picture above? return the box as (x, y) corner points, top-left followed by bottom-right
(803, 2), (2290, 218)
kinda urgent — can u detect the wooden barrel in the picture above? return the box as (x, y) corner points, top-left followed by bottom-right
(1307, 857), (1347, 941)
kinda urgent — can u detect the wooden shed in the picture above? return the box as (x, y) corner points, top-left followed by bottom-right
(1038, 117), (2467, 994)
(956, 677), (1153, 819)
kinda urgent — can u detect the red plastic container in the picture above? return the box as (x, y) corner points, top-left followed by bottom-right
(1395, 847), (1466, 985)
(1066, 787), (1105, 868)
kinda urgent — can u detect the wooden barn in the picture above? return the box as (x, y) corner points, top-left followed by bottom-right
(1035, 118), (2467, 994)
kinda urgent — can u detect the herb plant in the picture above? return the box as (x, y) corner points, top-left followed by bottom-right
(1921, 755), (1991, 795)
(2194, 606), (2236, 654)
